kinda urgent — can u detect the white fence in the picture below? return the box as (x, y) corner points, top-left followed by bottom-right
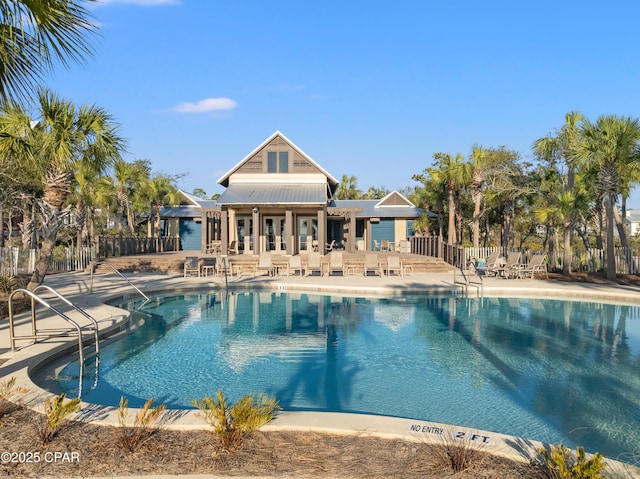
(462, 246), (640, 275)
(0, 246), (96, 277)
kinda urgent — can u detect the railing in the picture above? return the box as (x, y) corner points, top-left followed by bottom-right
(8, 287), (100, 398)
(89, 261), (149, 301)
(0, 246), (95, 276)
(97, 236), (179, 258)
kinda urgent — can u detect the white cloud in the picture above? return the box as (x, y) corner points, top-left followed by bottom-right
(96, 0), (180, 6)
(172, 98), (238, 113)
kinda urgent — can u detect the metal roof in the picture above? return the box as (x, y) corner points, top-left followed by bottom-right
(159, 205), (203, 218)
(332, 199), (430, 218)
(217, 183), (328, 205)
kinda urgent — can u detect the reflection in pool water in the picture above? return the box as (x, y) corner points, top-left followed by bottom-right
(55, 291), (640, 460)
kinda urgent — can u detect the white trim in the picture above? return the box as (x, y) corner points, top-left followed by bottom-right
(375, 190), (415, 208)
(217, 131), (339, 187)
(228, 173), (327, 184)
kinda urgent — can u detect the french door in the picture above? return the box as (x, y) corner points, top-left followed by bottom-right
(264, 217), (286, 252)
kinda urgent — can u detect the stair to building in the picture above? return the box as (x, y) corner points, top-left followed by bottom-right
(86, 252), (454, 275)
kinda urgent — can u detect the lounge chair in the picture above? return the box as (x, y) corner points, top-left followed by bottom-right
(515, 253), (548, 279)
(288, 255), (303, 276)
(306, 252), (323, 276)
(483, 250), (503, 277)
(502, 251), (523, 278)
(183, 256), (199, 277)
(365, 253), (380, 276)
(385, 256), (402, 277)
(328, 251), (343, 276)
(257, 254), (273, 276)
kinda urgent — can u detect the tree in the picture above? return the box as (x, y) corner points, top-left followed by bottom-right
(426, 153), (468, 245)
(533, 112), (584, 274)
(469, 145), (487, 248)
(142, 174), (181, 250)
(575, 115), (640, 279)
(335, 174), (361, 200)
(0, 0), (97, 103)
(0, 90), (125, 289)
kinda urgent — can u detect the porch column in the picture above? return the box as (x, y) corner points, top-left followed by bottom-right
(346, 212), (356, 253)
(221, 209), (228, 254)
(365, 218), (371, 251)
(285, 208), (293, 255)
(252, 207), (260, 254)
(318, 207), (326, 255)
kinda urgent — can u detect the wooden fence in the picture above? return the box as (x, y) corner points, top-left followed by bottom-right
(97, 236), (179, 257)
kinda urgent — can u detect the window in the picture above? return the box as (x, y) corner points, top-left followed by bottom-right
(267, 151), (288, 173)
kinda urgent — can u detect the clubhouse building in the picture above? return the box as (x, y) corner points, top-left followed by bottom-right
(160, 131), (426, 255)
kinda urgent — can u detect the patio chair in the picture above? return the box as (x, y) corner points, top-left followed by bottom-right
(306, 252), (323, 276)
(385, 256), (402, 277)
(381, 240), (391, 252)
(204, 240), (221, 255)
(257, 254), (273, 276)
(365, 253), (380, 276)
(373, 240), (381, 251)
(516, 253), (548, 279)
(326, 239), (336, 252)
(199, 257), (217, 277)
(227, 240), (238, 255)
(328, 251), (343, 276)
(502, 251), (523, 278)
(288, 255), (303, 276)
(183, 256), (199, 277)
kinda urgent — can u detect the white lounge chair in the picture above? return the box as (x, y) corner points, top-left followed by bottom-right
(306, 252), (323, 276)
(328, 251), (343, 276)
(183, 256), (199, 277)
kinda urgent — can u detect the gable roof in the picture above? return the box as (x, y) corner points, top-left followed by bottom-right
(375, 190), (415, 208)
(216, 130), (339, 188)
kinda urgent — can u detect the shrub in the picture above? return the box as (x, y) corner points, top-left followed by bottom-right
(192, 390), (279, 452)
(537, 444), (606, 479)
(117, 396), (166, 452)
(36, 393), (81, 445)
(0, 275), (15, 294)
(0, 377), (27, 415)
(428, 429), (487, 473)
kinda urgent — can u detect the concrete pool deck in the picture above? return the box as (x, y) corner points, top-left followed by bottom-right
(2, 269), (640, 477)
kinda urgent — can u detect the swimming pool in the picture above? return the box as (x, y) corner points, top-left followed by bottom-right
(54, 290), (640, 459)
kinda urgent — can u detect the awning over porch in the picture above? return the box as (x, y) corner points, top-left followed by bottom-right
(217, 183), (328, 205)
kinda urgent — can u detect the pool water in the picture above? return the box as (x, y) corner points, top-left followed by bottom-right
(56, 290), (640, 459)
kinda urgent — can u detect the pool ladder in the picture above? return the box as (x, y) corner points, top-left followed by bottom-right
(453, 262), (484, 298)
(8, 285), (100, 398)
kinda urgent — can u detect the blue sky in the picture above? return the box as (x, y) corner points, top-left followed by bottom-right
(44, 0), (640, 205)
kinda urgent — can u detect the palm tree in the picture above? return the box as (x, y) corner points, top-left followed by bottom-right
(0, 0), (97, 103)
(469, 145), (487, 248)
(335, 174), (361, 200)
(427, 153), (468, 245)
(575, 115), (640, 280)
(0, 89), (125, 288)
(143, 174), (180, 251)
(534, 112), (585, 273)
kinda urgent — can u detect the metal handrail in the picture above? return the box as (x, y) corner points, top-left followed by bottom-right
(90, 260), (149, 301)
(8, 289), (87, 397)
(32, 285), (100, 355)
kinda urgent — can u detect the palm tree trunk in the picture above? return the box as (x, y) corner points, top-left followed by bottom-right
(472, 192), (482, 248)
(612, 206), (628, 248)
(562, 222), (572, 274)
(604, 196), (617, 280)
(447, 189), (456, 244)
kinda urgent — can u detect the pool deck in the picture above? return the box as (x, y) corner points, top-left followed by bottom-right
(2, 269), (640, 478)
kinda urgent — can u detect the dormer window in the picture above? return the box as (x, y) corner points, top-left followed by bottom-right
(267, 151), (289, 173)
